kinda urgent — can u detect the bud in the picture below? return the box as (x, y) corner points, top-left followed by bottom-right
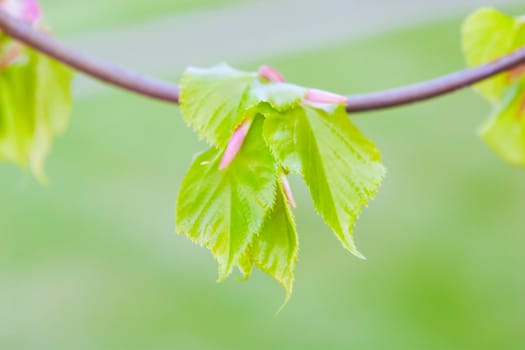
(0, 0), (41, 25)
(509, 64), (525, 83)
(219, 119), (252, 170)
(280, 174), (296, 209)
(258, 65), (285, 83)
(304, 88), (347, 105)
(518, 99), (525, 121)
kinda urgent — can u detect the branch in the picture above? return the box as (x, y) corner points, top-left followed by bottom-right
(0, 10), (523, 113)
(345, 50), (525, 112)
(0, 11), (180, 103)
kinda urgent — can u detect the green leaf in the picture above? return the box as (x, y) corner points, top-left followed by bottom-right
(35, 50), (73, 136)
(462, 8), (525, 102)
(180, 64), (256, 147)
(245, 80), (307, 112)
(177, 63), (388, 301)
(0, 49), (72, 180)
(179, 64), (309, 149)
(481, 80), (525, 166)
(264, 105), (385, 257)
(176, 116), (277, 281)
(236, 250), (254, 280)
(252, 178), (298, 301)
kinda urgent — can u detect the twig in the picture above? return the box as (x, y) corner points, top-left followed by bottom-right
(0, 10), (522, 113)
(0, 11), (179, 103)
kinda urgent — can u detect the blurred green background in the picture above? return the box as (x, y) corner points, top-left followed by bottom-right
(41, 0), (242, 34)
(1, 1), (524, 349)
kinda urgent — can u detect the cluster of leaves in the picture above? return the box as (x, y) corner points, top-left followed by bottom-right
(176, 64), (385, 300)
(463, 8), (525, 166)
(0, 19), (72, 181)
(1, 0), (523, 306)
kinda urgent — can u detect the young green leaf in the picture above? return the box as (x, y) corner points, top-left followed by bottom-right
(178, 64), (386, 300)
(179, 64), (256, 147)
(0, 49), (72, 180)
(236, 249), (253, 280)
(30, 51), (73, 178)
(245, 79), (307, 112)
(462, 8), (525, 103)
(180, 64), (310, 149)
(35, 50), (73, 136)
(263, 105), (385, 258)
(176, 116), (277, 281)
(0, 59), (34, 168)
(251, 178), (298, 301)
(481, 80), (525, 166)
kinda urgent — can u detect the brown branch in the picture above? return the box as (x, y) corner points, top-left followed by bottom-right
(0, 11), (180, 103)
(345, 50), (525, 112)
(0, 10), (523, 112)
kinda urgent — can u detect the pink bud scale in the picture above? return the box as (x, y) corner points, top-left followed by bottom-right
(258, 65), (285, 83)
(219, 119), (252, 170)
(280, 174), (296, 209)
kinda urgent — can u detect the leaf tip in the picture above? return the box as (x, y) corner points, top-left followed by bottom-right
(216, 262), (233, 284)
(276, 289), (293, 315)
(339, 236), (366, 260)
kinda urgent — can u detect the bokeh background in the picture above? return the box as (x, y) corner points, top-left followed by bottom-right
(1, 0), (525, 349)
